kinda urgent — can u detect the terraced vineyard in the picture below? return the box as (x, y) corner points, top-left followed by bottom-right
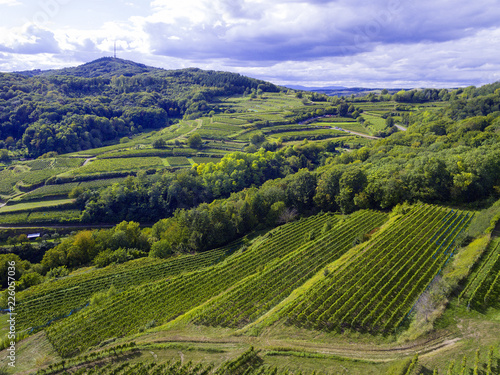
(69, 157), (164, 175)
(460, 238), (500, 310)
(45, 213), (337, 356)
(193, 210), (387, 328)
(281, 204), (473, 334)
(16, 241), (241, 332)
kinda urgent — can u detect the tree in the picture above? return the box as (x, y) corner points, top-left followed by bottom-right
(187, 133), (203, 149)
(285, 169), (317, 211)
(18, 272), (43, 291)
(0, 149), (9, 161)
(153, 138), (166, 148)
(385, 116), (395, 127)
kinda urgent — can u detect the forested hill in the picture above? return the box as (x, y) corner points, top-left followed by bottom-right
(0, 58), (279, 157)
(15, 57), (156, 78)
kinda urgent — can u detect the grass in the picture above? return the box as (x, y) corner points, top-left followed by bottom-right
(362, 113), (387, 132)
(166, 156), (191, 167)
(0, 331), (62, 374)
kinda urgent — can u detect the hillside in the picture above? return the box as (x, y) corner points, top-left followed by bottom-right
(2, 204), (500, 374)
(0, 61), (500, 374)
(0, 58), (279, 157)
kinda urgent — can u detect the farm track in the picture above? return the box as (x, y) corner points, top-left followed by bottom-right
(334, 127), (380, 140)
(140, 329), (459, 363)
(82, 157), (96, 166)
(176, 119), (203, 141)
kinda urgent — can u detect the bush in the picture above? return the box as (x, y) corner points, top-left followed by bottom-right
(46, 265), (69, 279)
(90, 285), (119, 306)
(18, 272), (43, 291)
(149, 240), (173, 259)
(94, 248), (146, 267)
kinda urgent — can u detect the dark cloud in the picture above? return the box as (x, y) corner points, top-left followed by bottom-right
(146, 0), (500, 63)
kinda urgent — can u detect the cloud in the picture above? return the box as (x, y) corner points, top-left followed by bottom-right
(143, 0), (500, 64)
(0, 0), (21, 6)
(0, 24), (60, 54)
(1, 0), (499, 88)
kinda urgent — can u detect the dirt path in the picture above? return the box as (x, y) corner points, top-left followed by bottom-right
(175, 119), (203, 141)
(82, 157), (96, 166)
(335, 127), (380, 140)
(137, 328), (460, 363)
(395, 124), (407, 131)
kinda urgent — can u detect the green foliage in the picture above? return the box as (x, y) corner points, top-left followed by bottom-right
(18, 271), (43, 291)
(90, 285), (119, 306)
(44, 214), (344, 356)
(46, 265), (69, 279)
(194, 211), (386, 328)
(93, 247), (146, 267)
(149, 240), (173, 259)
(40, 223), (150, 271)
(187, 133), (203, 149)
(460, 237), (500, 310)
(0, 58), (280, 157)
(0, 253), (31, 288)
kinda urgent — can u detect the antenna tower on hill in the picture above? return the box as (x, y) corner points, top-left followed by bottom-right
(114, 41), (117, 59)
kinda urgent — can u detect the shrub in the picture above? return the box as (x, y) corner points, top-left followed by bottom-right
(46, 265), (69, 279)
(149, 240), (173, 259)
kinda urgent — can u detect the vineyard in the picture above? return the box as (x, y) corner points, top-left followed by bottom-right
(460, 237), (500, 310)
(0, 198), (76, 214)
(69, 157), (165, 175)
(279, 204), (473, 334)
(45, 213), (339, 356)
(193, 210), (387, 328)
(16, 240), (243, 332)
(15, 182), (80, 201)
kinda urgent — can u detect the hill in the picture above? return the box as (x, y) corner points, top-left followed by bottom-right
(0, 58), (280, 157)
(14, 57), (157, 78)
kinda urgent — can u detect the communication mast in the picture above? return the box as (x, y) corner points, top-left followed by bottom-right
(114, 41), (117, 59)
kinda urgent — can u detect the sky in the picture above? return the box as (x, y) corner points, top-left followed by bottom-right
(0, 0), (499, 88)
